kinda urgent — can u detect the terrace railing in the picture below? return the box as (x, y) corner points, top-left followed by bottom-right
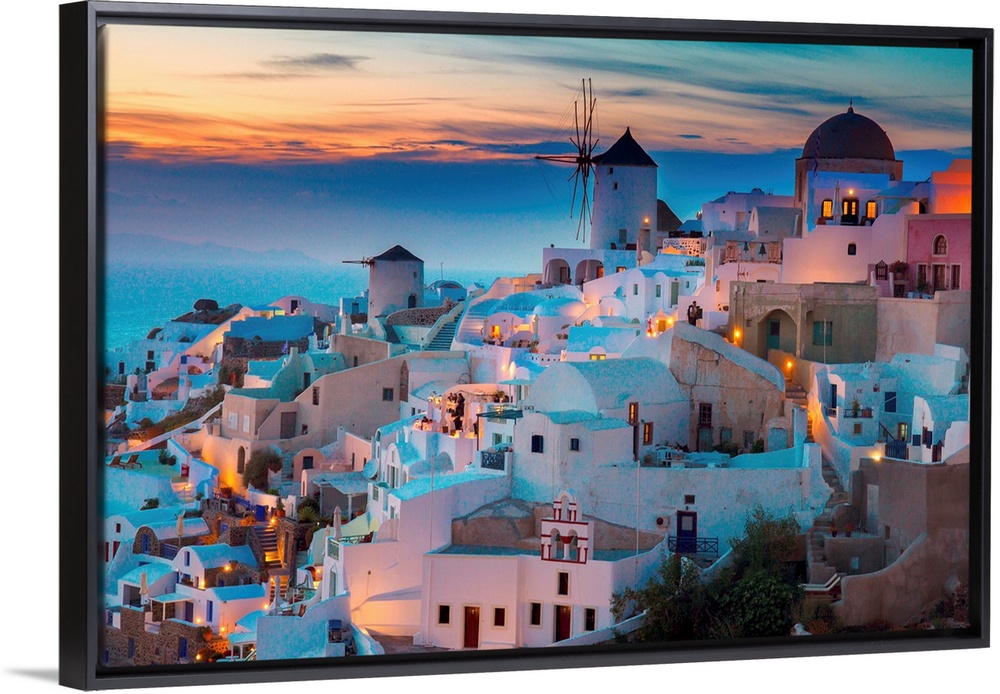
(668, 536), (719, 557)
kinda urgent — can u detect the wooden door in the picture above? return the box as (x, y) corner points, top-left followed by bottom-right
(463, 606), (480, 649)
(554, 605), (572, 642)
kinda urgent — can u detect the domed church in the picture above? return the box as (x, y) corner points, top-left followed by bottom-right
(793, 103), (904, 229)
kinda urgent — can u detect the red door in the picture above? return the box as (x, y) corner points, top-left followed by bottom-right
(554, 605), (572, 642)
(463, 607), (480, 648)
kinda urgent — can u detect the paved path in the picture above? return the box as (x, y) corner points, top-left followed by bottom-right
(367, 631), (450, 655)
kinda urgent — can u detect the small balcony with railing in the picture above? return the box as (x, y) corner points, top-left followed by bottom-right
(720, 240), (782, 265)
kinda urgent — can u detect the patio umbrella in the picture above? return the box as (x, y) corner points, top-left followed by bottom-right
(333, 506), (342, 540)
(139, 571), (149, 605)
(177, 512), (184, 538)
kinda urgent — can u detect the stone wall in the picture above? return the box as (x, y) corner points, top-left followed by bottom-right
(104, 604), (209, 666)
(836, 528), (969, 626)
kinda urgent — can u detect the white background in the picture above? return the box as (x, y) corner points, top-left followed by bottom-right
(2, 1), (995, 692)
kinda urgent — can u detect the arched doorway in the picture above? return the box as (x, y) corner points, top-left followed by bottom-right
(544, 258), (571, 285)
(756, 309), (797, 359)
(574, 259), (604, 285)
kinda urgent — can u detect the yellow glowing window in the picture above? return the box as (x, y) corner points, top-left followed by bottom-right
(589, 353), (606, 361)
(821, 199), (833, 218)
(490, 325), (501, 339)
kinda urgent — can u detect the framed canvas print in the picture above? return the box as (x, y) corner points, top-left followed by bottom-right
(59, 0), (991, 689)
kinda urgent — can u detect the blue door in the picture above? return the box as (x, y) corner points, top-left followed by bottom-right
(766, 320), (781, 350)
(676, 511), (697, 553)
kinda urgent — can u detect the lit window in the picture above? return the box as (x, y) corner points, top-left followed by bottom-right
(821, 199), (833, 218)
(643, 422), (654, 445)
(589, 353), (606, 361)
(866, 200), (877, 219)
(628, 402), (639, 426)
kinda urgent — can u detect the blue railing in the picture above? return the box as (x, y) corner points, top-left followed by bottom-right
(885, 439), (908, 459)
(668, 536), (719, 557)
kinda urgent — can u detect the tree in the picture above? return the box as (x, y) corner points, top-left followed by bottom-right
(612, 554), (709, 642)
(712, 506), (804, 638)
(613, 505), (804, 643)
(242, 449), (283, 490)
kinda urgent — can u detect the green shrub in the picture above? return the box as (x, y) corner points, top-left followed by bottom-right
(242, 449), (284, 490)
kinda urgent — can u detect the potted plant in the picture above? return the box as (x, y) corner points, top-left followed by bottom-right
(850, 398), (861, 418)
(844, 521), (855, 538)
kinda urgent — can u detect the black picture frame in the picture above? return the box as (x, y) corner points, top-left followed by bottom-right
(59, 1), (991, 690)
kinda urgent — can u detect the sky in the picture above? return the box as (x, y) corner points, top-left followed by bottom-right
(102, 22), (973, 272)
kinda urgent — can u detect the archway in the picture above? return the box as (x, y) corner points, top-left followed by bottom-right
(756, 309), (797, 359)
(544, 258), (571, 285)
(575, 259), (604, 286)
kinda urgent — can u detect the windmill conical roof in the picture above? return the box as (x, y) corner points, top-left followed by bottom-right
(372, 245), (423, 263)
(593, 128), (657, 167)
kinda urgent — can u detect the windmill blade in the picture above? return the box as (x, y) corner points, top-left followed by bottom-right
(534, 77), (599, 243)
(569, 166), (581, 218)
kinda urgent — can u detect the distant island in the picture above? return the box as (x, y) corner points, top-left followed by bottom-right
(107, 233), (330, 267)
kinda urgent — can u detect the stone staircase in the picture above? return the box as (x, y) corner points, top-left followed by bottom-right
(252, 524), (282, 570)
(785, 378), (814, 442)
(267, 574), (290, 603)
(455, 298), (499, 344)
(805, 455), (849, 585)
(425, 316), (459, 351)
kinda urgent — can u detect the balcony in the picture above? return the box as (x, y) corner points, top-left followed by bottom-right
(480, 450), (507, 471)
(668, 536), (719, 557)
(841, 408), (873, 419)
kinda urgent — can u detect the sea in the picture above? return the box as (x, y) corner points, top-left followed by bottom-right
(104, 261), (513, 353)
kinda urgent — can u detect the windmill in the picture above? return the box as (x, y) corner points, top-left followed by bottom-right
(535, 78), (599, 243)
